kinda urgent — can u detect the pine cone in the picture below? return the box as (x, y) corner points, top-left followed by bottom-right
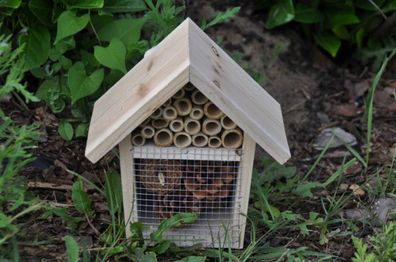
(155, 190), (201, 220)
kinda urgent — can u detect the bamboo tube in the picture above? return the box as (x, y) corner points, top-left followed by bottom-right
(163, 106), (178, 120)
(154, 128), (173, 147)
(173, 132), (192, 148)
(141, 118), (151, 126)
(173, 98), (192, 116)
(152, 119), (169, 129)
(202, 118), (222, 136)
(184, 83), (195, 91)
(192, 133), (208, 147)
(208, 136), (221, 148)
(184, 117), (201, 135)
(150, 108), (163, 119)
(173, 89), (185, 99)
(140, 125), (155, 139)
(220, 115), (237, 130)
(132, 134), (145, 146)
(221, 129), (243, 149)
(191, 90), (208, 105)
(203, 102), (223, 119)
(189, 106), (204, 120)
(169, 118), (184, 132)
(162, 99), (172, 107)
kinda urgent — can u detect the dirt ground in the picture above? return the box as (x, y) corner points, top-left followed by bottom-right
(11, 0), (396, 260)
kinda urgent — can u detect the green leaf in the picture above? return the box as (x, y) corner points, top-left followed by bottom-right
(58, 120), (74, 141)
(383, 1), (396, 12)
(28, 0), (53, 26)
(294, 4), (322, 23)
(35, 79), (58, 103)
(355, 28), (365, 48)
(0, 0), (21, 8)
(314, 32), (341, 57)
(175, 256), (207, 262)
(55, 11), (89, 44)
(64, 235), (79, 262)
(72, 178), (92, 215)
(63, 0), (104, 9)
(97, 18), (145, 48)
(152, 240), (171, 255)
(94, 39), (126, 73)
(265, 0), (294, 29)
(75, 123), (88, 138)
(24, 25), (50, 69)
(332, 26), (350, 41)
(103, 0), (147, 13)
(150, 213), (197, 242)
(68, 62), (104, 104)
(104, 169), (123, 214)
(201, 7), (240, 31)
(325, 4), (359, 28)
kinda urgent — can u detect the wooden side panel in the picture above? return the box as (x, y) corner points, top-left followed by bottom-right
(119, 135), (137, 237)
(188, 20), (290, 164)
(234, 134), (256, 249)
(86, 20), (190, 163)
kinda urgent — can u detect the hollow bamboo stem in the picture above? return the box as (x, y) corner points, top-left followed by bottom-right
(163, 106), (178, 120)
(131, 134), (145, 146)
(208, 136), (221, 148)
(154, 128), (173, 147)
(162, 99), (172, 107)
(202, 118), (222, 136)
(173, 132), (192, 148)
(150, 108), (163, 119)
(192, 133), (208, 147)
(191, 90), (208, 105)
(173, 98), (192, 116)
(220, 115), (237, 130)
(141, 125), (155, 139)
(203, 102), (223, 119)
(152, 119), (169, 129)
(173, 89), (185, 99)
(184, 117), (201, 135)
(221, 129), (243, 149)
(169, 118), (184, 132)
(189, 106), (204, 120)
(184, 83), (195, 91)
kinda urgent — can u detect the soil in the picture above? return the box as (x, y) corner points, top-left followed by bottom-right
(5, 1), (396, 260)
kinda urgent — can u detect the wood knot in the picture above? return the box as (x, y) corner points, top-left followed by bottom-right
(211, 46), (219, 57)
(213, 80), (221, 88)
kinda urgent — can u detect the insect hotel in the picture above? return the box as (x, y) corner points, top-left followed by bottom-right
(85, 18), (290, 248)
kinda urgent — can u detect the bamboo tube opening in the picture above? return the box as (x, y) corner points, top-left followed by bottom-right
(192, 90), (208, 105)
(173, 132), (192, 148)
(203, 102), (223, 119)
(208, 136), (221, 148)
(162, 99), (172, 107)
(141, 118), (151, 126)
(174, 98), (192, 116)
(163, 106), (177, 120)
(221, 129), (243, 149)
(132, 134), (145, 146)
(192, 133), (208, 147)
(202, 119), (222, 136)
(169, 118), (184, 132)
(150, 108), (163, 119)
(189, 106), (204, 120)
(184, 83), (195, 91)
(173, 89), (185, 99)
(152, 119), (169, 129)
(184, 118), (201, 135)
(154, 128), (173, 147)
(220, 115), (237, 130)
(141, 125), (155, 139)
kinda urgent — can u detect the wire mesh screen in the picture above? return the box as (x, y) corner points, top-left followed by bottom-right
(132, 146), (243, 247)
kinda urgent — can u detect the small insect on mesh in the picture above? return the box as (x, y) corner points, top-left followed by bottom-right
(133, 146), (243, 247)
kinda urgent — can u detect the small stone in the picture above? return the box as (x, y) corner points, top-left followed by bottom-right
(339, 183), (349, 191)
(314, 127), (357, 150)
(349, 184), (365, 197)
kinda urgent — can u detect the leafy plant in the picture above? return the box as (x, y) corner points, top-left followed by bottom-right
(258, 0), (396, 59)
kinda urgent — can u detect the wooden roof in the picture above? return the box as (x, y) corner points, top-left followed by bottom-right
(85, 18), (290, 164)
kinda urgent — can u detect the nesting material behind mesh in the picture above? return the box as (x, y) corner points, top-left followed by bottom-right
(132, 146), (243, 247)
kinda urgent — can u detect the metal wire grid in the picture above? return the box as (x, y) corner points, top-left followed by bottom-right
(131, 146), (244, 247)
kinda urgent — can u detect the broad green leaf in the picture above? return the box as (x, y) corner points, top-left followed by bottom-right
(58, 120), (74, 141)
(152, 240), (171, 255)
(75, 123), (88, 138)
(35, 79), (59, 103)
(24, 25), (50, 69)
(55, 11), (89, 44)
(383, 1), (396, 12)
(104, 0), (146, 13)
(175, 256), (207, 262)
(28, 0), (53, 26)
(97, 18), (145, 48)
(64, 235), (79, 262)
(294, 4), (322, 23)
(72, 178), (92, 215)
(325, 4), (359, 28)
(314, 32), (341, 57)
(63, 0), (103, 9)
(265, 0), (294, 29)
(68, 62), (104, 104)
(150, 213), (197, 242)
(355, 28), (365, 48)
(0, 0), (21, 9)
(332, 26), (350, 41)
(104, 169), (123, 214)
(94, 39), (126, 73)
